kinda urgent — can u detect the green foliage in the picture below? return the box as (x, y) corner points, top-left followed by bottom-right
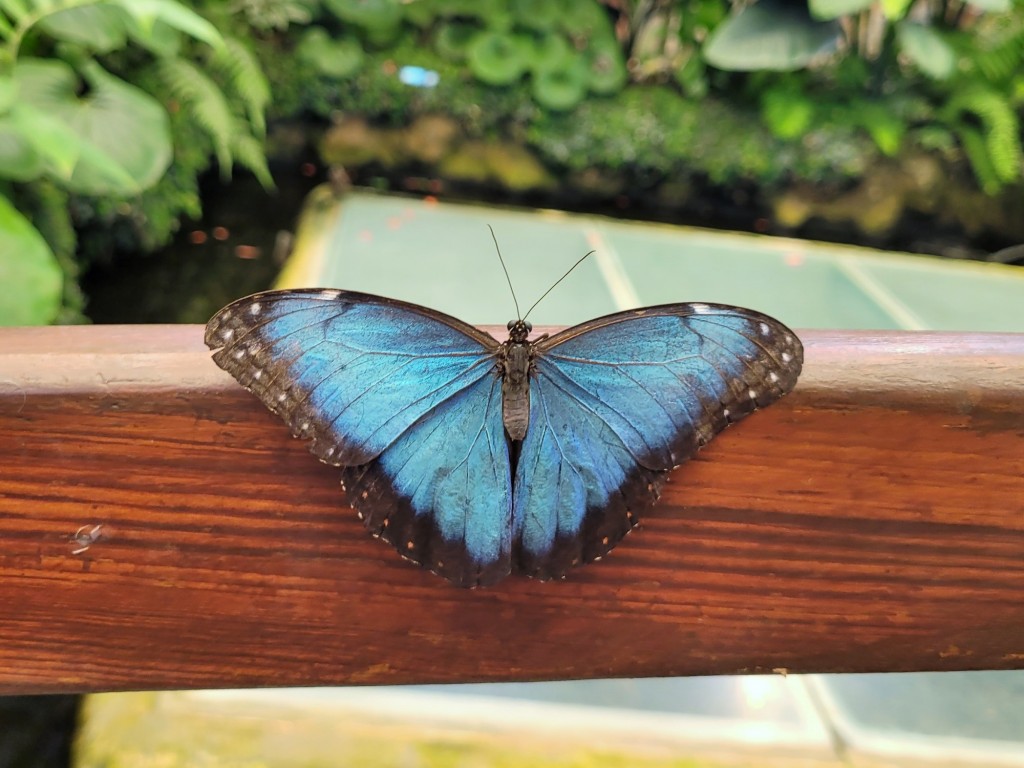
(970, 15), (1024, 82)
(12, 179), (85, 323)
(532, 59), (589, 111)
(164, 62), (236, 169)
(704, 0), (842, 71)
(526, 86), (869, 186)
(0, 0), (181, 323)
(297, 26), (364, 77)
(150, 30), (271, 186)
(229, 0), (314, 31)
(13, 58), (172, 193)
(76, 96), (206, 262)
(706, 0), (1024, 193)
(466, 30), (531, 86)
(943, 86), (1023, 192)
(270, 32), (537, 135)
(216, 36), (270, 135)
(760, 80), (815, 139)
(0, 188), (63, 325)
(896, 23), (954, 79)
(266, 0), (629, 114)
(0, 0), (272, 324)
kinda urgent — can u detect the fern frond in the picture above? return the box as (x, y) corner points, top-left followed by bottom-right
(156, 57), (235, 176)
(1, 0), (32, 22)
(231, 132), (273, 189)
(214, 36), (270, 136)
(945, 86), (1023, 191)
(956, 126), (1002, 195)
(973, 17), (1024, 84)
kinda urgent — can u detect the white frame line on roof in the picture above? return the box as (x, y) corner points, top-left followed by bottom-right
(833, 255), (928, 330)
(583, 225), (642, 311)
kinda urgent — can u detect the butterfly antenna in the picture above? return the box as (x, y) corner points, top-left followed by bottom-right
(489, 225), (522, 320)
(522, 250), (595, 322)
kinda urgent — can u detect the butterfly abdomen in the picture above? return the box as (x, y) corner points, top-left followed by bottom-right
(500, 341), (531, 441)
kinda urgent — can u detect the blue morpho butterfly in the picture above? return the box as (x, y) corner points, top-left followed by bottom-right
(205, 248), (803, 588)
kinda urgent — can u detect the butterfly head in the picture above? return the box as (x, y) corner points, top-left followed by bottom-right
(507, 319), (532, 343)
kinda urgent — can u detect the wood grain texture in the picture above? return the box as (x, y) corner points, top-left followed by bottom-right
(1, 325), (1022, 694)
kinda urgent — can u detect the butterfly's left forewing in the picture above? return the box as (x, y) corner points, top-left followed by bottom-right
(205, 289), (513, 587)
(514, 304), (803, 579)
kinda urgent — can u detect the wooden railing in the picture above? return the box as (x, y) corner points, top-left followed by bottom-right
(1, 326), (1022, 694)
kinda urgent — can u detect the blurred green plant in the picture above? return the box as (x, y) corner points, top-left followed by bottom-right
(272, 0), (629, 113)
(703, 0), (1024, 192)
(229, 0), (315, 31)
(0, 0), (271, 325)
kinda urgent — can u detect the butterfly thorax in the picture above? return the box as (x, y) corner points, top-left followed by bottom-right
(500, 319), (533, 441)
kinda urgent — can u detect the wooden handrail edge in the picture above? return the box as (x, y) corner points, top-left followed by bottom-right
(1, 325), (1022, 694)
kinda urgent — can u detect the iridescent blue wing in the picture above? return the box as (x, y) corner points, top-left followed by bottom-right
(513, 303), (803, 579)
(205, 290), (513, 587)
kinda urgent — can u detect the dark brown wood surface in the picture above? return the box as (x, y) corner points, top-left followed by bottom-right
(1, 325), (1022, 694)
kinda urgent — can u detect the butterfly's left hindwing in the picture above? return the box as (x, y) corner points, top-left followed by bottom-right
(341, 373), (513, 587)
(205, 289), (513, 586)
(514, 304), (803, 579)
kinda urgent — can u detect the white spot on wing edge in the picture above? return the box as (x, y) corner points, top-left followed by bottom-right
(782, 351), (792, 363)
(220, 327), (234, 341)
(249, 302), (261, 316)
(689, 303), (710, 314)
(759, 322), (770, 336)
(320, 289), (343, 300)
(769, 371), (779, 383)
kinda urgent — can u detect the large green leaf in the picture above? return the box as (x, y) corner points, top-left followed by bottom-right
(14, 58), (172, 194)
(704, 0), (842, 71)
(112, 0), (223, 49)
(7, 102), (91, 180)
(809, 0), (874, 19)
(963, 0), (1010, 10)
(297, 27), (364, 78)
(37, 5), (130, 52)
(0, 194), (62, 326)
(124, 18), (184, 57)
(880, 0), (913, 19)
(0, 75), (16, 114)
(0, 113), (45, 179)
(896, 22), (954, 79)
(467, 30), (530, 85)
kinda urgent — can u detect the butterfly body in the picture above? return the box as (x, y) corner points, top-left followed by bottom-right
(206, 289), (802, 587)
(499, 319), (534, 440)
